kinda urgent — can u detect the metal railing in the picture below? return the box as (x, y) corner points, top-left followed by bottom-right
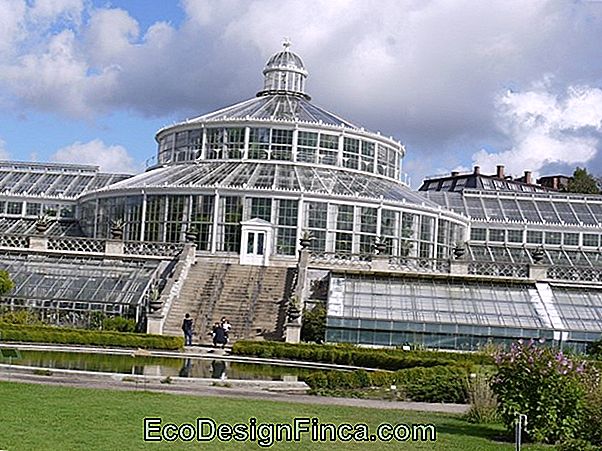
(48, 236), (105, 253)
(0, 233), (186, 258)
(308, 251), (372, 269)
(546, 265), (602, 282)
(388, 256), (451, 274)
(468, 261), (529, 278)
(0, 235), (29, 249)
(123, 241), (185, 257)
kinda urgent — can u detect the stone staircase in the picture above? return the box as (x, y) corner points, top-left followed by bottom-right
(162, 260), (221, 337)
(163, 258), (294, 343)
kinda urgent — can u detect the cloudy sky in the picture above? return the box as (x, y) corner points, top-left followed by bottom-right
(0, 0), (601, 186)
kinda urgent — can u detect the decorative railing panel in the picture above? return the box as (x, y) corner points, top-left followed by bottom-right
(546, 265), (602, 282)
(47, 237), (105, 253)
(124, 241), (185, 257)
(308, 252), (372, 269)
(468, 261), (529, 278)
(388, 256), (450, 274)
(0, 235), (29, 249)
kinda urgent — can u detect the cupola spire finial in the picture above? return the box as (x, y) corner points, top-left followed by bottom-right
(257, 41), (310, 100)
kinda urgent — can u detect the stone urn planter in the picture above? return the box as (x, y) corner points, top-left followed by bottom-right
(299, 230), (313, 249)
(373, 236), (387, 255)
(148, 286), (162, 312)
(35, 214), (52, 234)
(531, 247), (545, 264)
(110, 219), (125, 240)
(453, 242), (466, 260)
(287, 296), (301, 322)
(185, 228), (198, 243)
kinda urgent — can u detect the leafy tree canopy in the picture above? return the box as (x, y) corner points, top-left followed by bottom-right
(566, 167), (600, 194)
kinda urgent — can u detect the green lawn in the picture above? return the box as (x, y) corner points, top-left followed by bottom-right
(0, 381), (550, 450)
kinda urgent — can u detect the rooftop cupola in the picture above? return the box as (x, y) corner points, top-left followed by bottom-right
(256, 40), (310, 100)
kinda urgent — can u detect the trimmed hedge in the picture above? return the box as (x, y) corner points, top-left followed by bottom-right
(0, 323), (184, 350)
(232, 340), (489, 371)
(304, 366), (469, 404)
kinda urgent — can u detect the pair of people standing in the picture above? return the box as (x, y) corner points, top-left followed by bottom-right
(212, 317), (231, 348)
(182, 314), (231, 347)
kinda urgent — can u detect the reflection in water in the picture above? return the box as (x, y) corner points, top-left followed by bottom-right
(211, 360), (226, 380)
(8, 350), (317, 381)
(178, 358), (193, 378)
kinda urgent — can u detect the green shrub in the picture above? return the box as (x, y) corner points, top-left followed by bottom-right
(301, 302), (326, 343)
(303, 366), (468, 404)
(354, 369), (371, 388)
(394, 366), (468, 403)
(555, 438), (600, 451)
(304, 372), (328, 390)
(580, 371), (602, 446)
(0, 323), (183, 350)
(369, 371), (394, 387)
(492, 339), (588, 444)
(465, 372), (498, 424)
(589, 338), (602, 360)
(0, 270), (14, 296)
(231, 340), (488, 371)
(0, 310), (42, 325)
(102, 316), (136, 333)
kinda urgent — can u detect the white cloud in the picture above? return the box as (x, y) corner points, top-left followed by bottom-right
(0, 0), (602, 182)
(51, 139), (136, 173)
(28, 0), (84, 24)
(473, 85), (602, 177)
(0, 0), (27, 56)
(85, 8), (139, 66)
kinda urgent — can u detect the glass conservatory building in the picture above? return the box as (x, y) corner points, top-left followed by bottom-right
(1, 44), (602, 350)
(77, 43), (467, 263)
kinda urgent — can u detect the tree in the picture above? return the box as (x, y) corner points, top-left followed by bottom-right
(566, 167), (600, 194)
(301, 302), (326, 343)
(0, 270), (14, 297)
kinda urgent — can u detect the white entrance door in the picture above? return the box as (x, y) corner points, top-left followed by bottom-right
(239, 218), (273, 266)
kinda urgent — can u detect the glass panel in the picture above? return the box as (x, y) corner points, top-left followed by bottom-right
(563, 233), (579, 246)
(247, 232), (255, 254)
(583, 233), (599, 247)
(257, 233), (265, 255)
(470, 228), (486, 241)
(507, 229), (523, 243)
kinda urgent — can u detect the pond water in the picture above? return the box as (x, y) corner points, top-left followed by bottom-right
(0, 349), (321, 381)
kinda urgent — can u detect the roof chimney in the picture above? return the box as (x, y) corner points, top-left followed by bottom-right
(524, 171), (532, 185)
(496, 165), (505, 179)
(451, 171), (459, 177)
(473, 165), (480, 175)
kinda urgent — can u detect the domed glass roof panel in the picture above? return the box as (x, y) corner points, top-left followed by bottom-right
(265, 49), (306, 73)
(185, 94), (360, 129)
(102, 162), (438, 207)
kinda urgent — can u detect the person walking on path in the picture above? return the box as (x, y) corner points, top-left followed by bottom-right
(182, 313), (194, 346)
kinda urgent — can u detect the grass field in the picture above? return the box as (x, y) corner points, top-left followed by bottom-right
(0, 381), (550, 450)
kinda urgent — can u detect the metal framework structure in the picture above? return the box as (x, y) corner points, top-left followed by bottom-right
(0, 252), (160, 327)
(0, 44), (602, 349)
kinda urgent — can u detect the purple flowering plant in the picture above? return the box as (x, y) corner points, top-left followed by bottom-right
(491, 338), (590, 444)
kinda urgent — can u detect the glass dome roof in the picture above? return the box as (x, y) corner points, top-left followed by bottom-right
(99, 161), (438, 207)
(264, 43), (307, 73)
(258, 41), (309, 100)
(174, 43), (364, 130)
(184, 94), (360, 129)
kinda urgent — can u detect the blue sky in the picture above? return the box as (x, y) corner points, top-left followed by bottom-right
(1, 0), (602, 184)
